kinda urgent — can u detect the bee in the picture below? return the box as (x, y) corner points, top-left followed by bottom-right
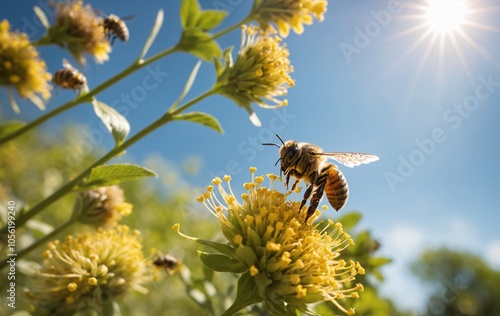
(51, 59), (86, 90)
(153, 254), (179, 275)
(102, 14), (130, 44)
(264, 134), (379, 220)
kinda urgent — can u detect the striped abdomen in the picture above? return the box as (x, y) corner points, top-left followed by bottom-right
(324, 164), (349, 211)
(52, 69), (86, 90)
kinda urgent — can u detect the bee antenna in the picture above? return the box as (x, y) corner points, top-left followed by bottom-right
(274, 158), (281, 166)
(275, 134), (285, 145)
(262, 143), (280, 148)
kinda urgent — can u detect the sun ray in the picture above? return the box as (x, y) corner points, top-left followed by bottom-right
(449, 31), (474, 84)
(404, 32), (440, 107)
(385, 28), (434, 75)
(456, 29), (500, 69)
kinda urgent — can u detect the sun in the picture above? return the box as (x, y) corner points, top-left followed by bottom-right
(424, 0), (469, 34)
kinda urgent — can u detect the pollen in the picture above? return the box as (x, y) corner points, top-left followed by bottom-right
(215, 26), (294, 112)
(251, 0), (328, 37)
(250, 265), (259, 276)
(67, 282), (78, 292)
(53, 0), (111, 64)
(0, 20), (51, 112)
(26, 225), (149, 314)
(188, 168), (364, 315)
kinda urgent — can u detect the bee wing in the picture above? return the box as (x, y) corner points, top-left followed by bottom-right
(62, 58), (76, 71)
(313, 152), (379, 168)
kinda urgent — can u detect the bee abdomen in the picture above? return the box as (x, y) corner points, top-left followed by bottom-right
(325, 165), (349, 211)
(103, 15), (129, 42)
(52, 70), (86, 90)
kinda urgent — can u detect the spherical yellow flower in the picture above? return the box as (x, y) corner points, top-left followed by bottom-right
(74, 185), (133, 227)
(25, 225), (149, 315)
(251, 0), (328, 37)
(215, 25), (294, 125)
(52, 0), (111, 64)
(182, 168), (364, 315)
(0, 20), (51, 113)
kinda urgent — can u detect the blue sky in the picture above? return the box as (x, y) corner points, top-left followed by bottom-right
(2, 0), (500, 312)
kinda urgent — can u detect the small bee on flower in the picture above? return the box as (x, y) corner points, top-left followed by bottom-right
(52, 0), (111, 64)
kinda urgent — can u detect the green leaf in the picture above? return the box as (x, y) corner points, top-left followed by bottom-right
(138, 9), (164, 60)
(178, 28), (222, 62)
(171, 61), (202, 110)
(372, 269), (385, 282)
(198, 251), (247, 273)
(176, 228), (237, 258)
(33, 5), (50, 30)
(180, 0), (201, 28)
(221, 272), (262, 316)
(173, 111), (224, 134)
(92, 100), (130, 146)
(368, 256), (393, 268)
(78, 163), (157, 190)
(337, 212), (362, 231)
(196, 10), (227, 31)
(0, 121), (26, 137)
(263, 299), (289, 316)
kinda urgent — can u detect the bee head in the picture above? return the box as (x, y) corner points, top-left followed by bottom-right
(280, 140), (300, 166)
(263, 134), (301, 171)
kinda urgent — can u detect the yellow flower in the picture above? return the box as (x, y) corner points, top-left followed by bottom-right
(0, 20), (51, 113)
(251, 0), (328, 37)
(52, 0), (111, 64)
(215, 25), (294, 126)
(181, 168), (364, 315)
(73, 185), (133, 227)
(25, 225), (149, 315)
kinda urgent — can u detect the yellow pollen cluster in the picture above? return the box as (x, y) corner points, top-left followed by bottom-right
(216, 25), (294, 111)
(53, 0), (111, 64)
(25, 225), (149, 315)
(0, 20), (51, 113)
(195, 167), (364, 314)
(252, 0), (328, 37)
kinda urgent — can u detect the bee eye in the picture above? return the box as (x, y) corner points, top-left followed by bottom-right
(287, 145), (299, 158)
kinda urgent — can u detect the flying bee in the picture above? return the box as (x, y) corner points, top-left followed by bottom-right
(153, 254), (179, 276)
(51, 59), (86, 90)
(264, 134), (379, 220)
(102, 14), (130, 44)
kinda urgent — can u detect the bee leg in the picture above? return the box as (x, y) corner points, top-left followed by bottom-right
(290, 179), (300, 192)
(300, 172), (318, 211)
(306, 176), (326, 220)
(285, 172), (291, 189)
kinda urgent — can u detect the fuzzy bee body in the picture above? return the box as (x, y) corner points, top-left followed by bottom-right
(103, 14), (129, 43)
(153, 254), (178, 275)
(52, 60), (86, 90)
(264, 135), (379, 220)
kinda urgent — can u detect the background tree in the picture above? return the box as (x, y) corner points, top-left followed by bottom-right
(412, 248), (500, 316)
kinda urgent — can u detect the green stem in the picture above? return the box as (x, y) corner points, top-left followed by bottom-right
(211, 15), (252, 41)
(0, 88), (217, 247)
(0, 219), (75, 270)
(0, 11), (252, 145)
(0, 45), (178, 145)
